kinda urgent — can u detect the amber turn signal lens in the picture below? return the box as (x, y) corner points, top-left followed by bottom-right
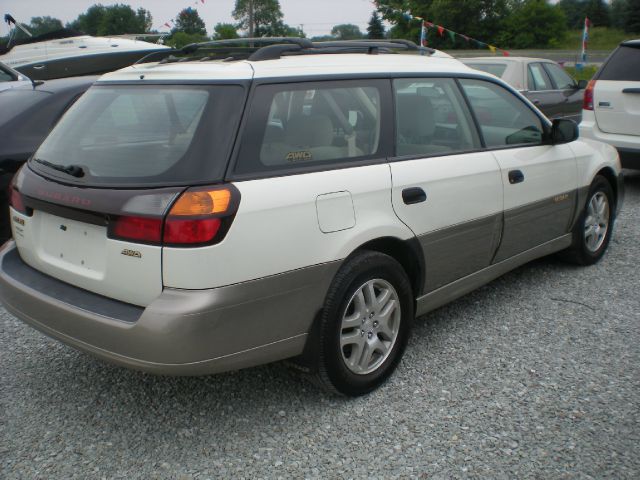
(169, 189), (232, 216)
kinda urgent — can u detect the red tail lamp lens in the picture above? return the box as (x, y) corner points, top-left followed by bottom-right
(583, 80), (596, 111)
(8, 184), (27, 214)
(112, 216), (162, 243)
(163, 187), (235, 245)
(163, 218), (222, 244)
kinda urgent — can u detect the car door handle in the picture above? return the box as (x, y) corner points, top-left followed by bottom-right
(508, 170), (525, 184)
(532, 99), (541, 105)
(622, 88), (640, 94)
(402, 187), (427, 205)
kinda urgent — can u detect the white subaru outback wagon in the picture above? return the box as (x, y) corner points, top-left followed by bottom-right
(0, 39), (624, 396)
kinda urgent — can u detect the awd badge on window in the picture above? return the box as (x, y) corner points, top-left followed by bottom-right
(121, 249), (142, 259)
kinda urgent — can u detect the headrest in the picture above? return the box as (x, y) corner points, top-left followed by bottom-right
(285, 114), (334, 147)
(396, 95), (436, 138)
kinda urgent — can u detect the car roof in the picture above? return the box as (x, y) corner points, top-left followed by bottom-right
(460, 57), (552, 64)
(100, 53), (479, 82)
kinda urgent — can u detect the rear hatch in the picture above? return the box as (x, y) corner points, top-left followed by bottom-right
(594, 43), (640, 136)
(11, 82), (246, 306)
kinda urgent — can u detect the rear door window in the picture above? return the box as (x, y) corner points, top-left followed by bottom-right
(599, 45), (640, 81)
(528, 63), (553, 91)
(235, 80), (389, 175)
(460, 79), (545, 147)
(394, 78), (480, 157)
(544, 63), (576, 90)
(31, 84), (246, 187)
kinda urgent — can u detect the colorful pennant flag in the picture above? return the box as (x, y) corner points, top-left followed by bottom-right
(437, 25), (444, 37)
(488, 45), (496, 53)
(447, 30), (455, 43)
(420, 21), (428, 48)
(581, 17), (590, 63)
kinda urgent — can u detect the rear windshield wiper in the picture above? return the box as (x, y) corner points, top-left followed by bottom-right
(32, 158), (85, 178)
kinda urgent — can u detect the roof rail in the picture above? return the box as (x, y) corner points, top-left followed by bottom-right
(134, 37), (435, 66)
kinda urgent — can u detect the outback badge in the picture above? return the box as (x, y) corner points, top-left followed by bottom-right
(121, 249), (142, 259)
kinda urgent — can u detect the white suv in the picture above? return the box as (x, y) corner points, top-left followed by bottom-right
(0, 39), (624, 396)
(580, 39), (640, 169)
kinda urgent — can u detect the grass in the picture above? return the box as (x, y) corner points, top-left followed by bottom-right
(556, 27), (629, 50)
(564, 65), (599, 81)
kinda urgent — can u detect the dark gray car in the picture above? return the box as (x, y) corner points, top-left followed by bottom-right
(0, 76), (96, 242)
(461, 57), (587, 123)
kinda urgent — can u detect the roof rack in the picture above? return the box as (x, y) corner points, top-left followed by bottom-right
(134, 37), (434, 66)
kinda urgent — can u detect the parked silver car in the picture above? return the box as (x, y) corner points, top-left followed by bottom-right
(461, 57), (587, 123)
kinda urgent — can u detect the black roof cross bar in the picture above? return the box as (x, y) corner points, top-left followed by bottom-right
(134, 37), (435, 65)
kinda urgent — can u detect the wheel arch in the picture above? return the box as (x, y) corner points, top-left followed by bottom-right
(292, 235), (424, 373)
(594, 167), (619, 214)
(349, 236), (425, 301)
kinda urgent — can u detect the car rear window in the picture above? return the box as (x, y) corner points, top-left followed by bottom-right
(599, 45), (640, 81)
(464, 63), (507, 78)
(31, 84), (246, 187)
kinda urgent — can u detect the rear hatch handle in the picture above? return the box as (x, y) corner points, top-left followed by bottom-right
(622, 88), (640, 94)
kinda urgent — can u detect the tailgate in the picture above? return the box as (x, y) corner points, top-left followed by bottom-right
(594, 80), (640, 136)
(12, 168), (182, 307)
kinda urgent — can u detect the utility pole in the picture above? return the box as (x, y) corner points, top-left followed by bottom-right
(248, 0), (254, 37)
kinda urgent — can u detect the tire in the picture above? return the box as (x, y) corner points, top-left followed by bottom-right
(314, 250), (413, 396)
(563, 175), (614, 266)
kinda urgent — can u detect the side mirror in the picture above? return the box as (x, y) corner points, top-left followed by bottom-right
(550, 118), (579, 144)
(577, 79), (588, 89)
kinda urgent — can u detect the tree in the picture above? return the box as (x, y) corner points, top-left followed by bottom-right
(558, 0), (587, 29)
(610, 0), (627, 29)
(584, 0), (609, 27)
(165, 32), (208, 49)
(68, 4), (152, 35)
(213, 23), (239, 40)
(233, 0), (284, 37)
(68, 5), (107, 35)
(331, 24), (364, 40)
(367, 11), (385, 39)
(373, 0), (509, 47)
(625, 0), (640, 32)
(28, 16), (64, 36)
(500, 0), (567, 48)
(172, 8), (207, 36)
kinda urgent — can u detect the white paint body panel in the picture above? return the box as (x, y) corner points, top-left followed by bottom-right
(390, 152), (503, 234)
(569, 138), (622, 187)
(580, 109), (640, 151)
(593, 80), (640, 136)
(316, 191), (356, 233)
(163, 164), (413, 290)
(490, 144), (578, 209)
(11, 209), (163, 307)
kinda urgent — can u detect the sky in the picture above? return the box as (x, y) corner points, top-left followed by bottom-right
(1, 0), (381, 38)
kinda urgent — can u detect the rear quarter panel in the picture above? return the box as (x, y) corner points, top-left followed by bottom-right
(162, 164), (414, 289)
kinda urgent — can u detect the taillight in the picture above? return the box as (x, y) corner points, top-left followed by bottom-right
(8, 183), (28, 215)
(112, 216), (163, 243)
(109, 185), (239, 246)
(583, 79), (596, 111)
(164, 186), (238, 246)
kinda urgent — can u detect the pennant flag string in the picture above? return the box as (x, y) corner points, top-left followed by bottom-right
(378, 4), (510, 57)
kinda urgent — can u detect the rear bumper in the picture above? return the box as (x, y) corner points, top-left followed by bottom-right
(580, 113), (640, 169)
(0, 242), (339, 375)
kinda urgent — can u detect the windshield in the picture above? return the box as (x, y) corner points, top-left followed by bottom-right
(31, 84), (246, 187)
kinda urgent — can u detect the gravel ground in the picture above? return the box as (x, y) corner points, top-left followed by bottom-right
(1, 172), (639, 479)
